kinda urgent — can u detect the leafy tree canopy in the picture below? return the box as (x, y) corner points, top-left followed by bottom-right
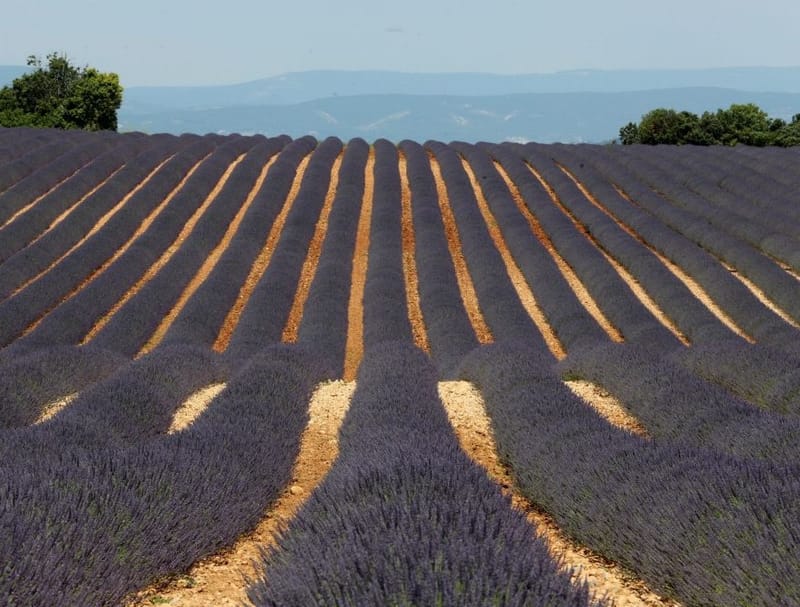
(0, 53), (123, 131)
(619, 103), (799, 146)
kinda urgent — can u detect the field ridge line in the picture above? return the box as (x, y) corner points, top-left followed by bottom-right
(558, 164), (753, 343)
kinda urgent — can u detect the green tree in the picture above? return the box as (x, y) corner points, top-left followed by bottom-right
(0, 53), (122, 131)
(634, 108), (709, 145)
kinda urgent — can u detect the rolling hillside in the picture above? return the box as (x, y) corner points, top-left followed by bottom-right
(1, 126), (799, 606)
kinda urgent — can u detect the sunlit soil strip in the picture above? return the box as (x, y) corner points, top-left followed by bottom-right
(526, 162), (690, 346)
(562, 171), (754, 343)
(493, 161), (623, 344)
(398, 151), (430, 353)
(282, 152), (344, 343)
(213, 154), (313, 352)
(34, 392), (78, 424)
(439, 381), (678, 607)
(0, 164), (86, 229)
(428, 152), (493, 344)
(127, 380), (354, 607)
(81, 154), (247, 345)
(9, 155), (177, 300)
(20, 155), (210, 340)
(460, 157), (565, 359)
(167, 383), (227, 434)
(564, 380), (650, 438)
(720, 261), (800, 330)
(15, 165), (125, 245)
(342, 149), (375, 381)
(139, 154), (281, 355)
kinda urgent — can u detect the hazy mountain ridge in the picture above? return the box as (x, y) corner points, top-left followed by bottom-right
(3, 66), (799, 142)
(119, 88), (800, 144)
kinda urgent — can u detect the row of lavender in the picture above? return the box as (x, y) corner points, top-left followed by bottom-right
(0, 343), (326, 605)
(463, 341), (800, 607)
(2, 128), (800, 369)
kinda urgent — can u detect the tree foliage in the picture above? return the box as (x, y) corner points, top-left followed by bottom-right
(619, 103), (800, 146)
(0, 53), (123, 131)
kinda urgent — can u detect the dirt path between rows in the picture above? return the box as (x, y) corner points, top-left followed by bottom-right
(525, 161), (690, 346)
(213, 153), (312, 352)
(461, 156), (566, 359)
(492, 160), (624, 344)
(428, 151), (493, 344)
(439, 380), (676, 607)
(128, 380), (354, 607)
(342, 147), (375, 381)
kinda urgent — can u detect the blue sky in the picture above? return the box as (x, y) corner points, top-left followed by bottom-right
(2, 0), (799, 86)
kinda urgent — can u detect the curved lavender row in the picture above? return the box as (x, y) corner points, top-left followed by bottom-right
(362, 139), (414, 346)
(648, 145), (800, 241)
(226, 136), (343, 364)
(0, 135), (242, 349)
(249, 342), (598, 607)
(427, 141), (547, 348)
(161, 134), (309, 349)
(7, 136), (252, 351)
(0, 345), (126, 428)
(606, 145), (800, 325)
(451, 142), (610, 353)
(297, 138), (369, 374)
(460, 341), (800, 607)
(0, 344), (228, 465)
(629, 145), (800, 272)
(398, 140), (478, 377)
(521, 145), (737, 345)
(0, 127), (64, 166)
(672, 341), (800, 415)
(90, 137), (286, 356)
(0, 135), (155, 264)
(0, 134), (204, 301)
(0, 138), (212, 299)
(0, 344), (327, 606)
(549, 144), (800, 347)
(490, 144), (680, 351)
(0, 130), (106, 196)
(559, 342), (800, 464)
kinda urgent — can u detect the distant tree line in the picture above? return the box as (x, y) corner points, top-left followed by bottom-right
(619, 103), (800, 146)
(0, 53), (122, 131)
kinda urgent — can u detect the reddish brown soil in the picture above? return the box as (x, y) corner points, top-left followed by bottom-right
(282, 152), (344, 343)
(142, 155), (281, 354)
(428, 151), (493, 344)
(213, 153), (312, 352)
(342, 148), (375, 381)
(525, 162), (690, 346)
(398, 151), (431, 353)
(493, 160), (625, 344)
(461, 156), (566, 359)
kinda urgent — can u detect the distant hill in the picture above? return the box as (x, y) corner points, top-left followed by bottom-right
(121, 68), (800, 111)
(5, 66), (800, 142)
(119, 88), (800, 144)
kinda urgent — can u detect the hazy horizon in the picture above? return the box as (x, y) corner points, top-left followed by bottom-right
(1, 0), (799, 87)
